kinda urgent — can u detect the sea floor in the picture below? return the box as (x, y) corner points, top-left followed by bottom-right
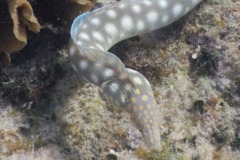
(0, 0), (239, 159)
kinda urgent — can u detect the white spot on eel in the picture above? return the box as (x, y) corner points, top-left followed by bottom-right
(106, 10), (117, 19)
(109, 82), (119, 93)
(158, 0), (168, 8)
(79, 60), (88, 70)
(132, 5), (142, 14)
(121, 15), (134, 31)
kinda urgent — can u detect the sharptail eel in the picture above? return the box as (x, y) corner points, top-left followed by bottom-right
(68, 0), (202, 148)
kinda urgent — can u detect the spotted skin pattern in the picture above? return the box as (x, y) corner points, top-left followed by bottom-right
(68, 0), (202, 148)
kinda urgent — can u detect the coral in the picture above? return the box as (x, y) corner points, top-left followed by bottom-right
(32, 0), (96, 30)
(0, 0), (40, 54)
(72, 0), (96, 12)
(0, 0), (95, 64)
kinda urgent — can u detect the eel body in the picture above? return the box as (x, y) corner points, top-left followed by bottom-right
(68, 0), (202, 148)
